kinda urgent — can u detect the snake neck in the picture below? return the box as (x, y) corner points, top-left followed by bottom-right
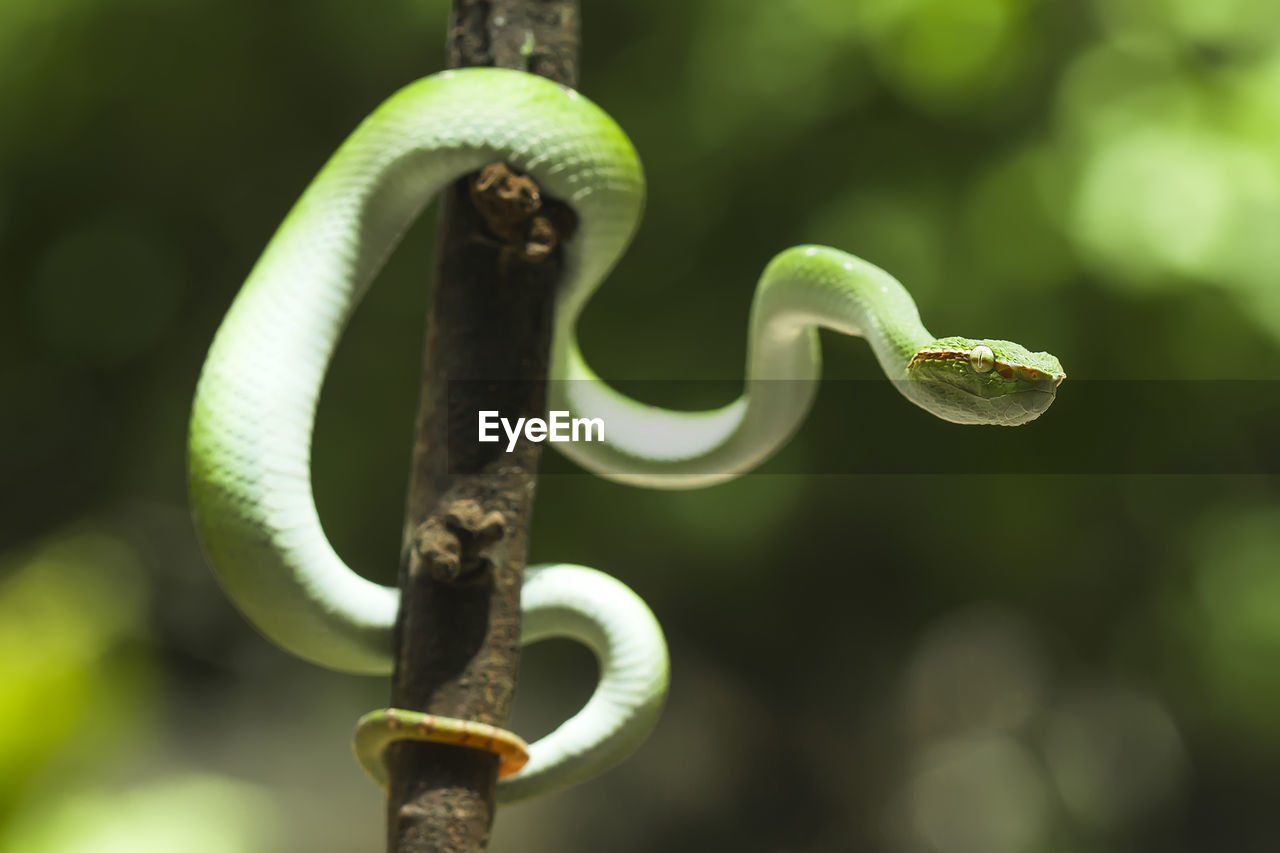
(550, 245), (934, 487)
(750, 246), (932, 382)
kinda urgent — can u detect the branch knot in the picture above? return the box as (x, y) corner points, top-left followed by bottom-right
(413, 500), (507, 584)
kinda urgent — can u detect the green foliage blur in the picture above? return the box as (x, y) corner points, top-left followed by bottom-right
(3, 0), (1279, 850)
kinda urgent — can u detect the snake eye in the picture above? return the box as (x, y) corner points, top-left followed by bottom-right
(969, 345), (995, 374)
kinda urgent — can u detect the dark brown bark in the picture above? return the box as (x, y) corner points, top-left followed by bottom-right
(384, 2), (580, 852)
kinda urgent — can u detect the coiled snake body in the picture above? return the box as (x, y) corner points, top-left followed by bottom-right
(189, 68), (1064, 802)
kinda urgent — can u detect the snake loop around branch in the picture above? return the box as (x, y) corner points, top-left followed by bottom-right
(188, 68), (1064, 801)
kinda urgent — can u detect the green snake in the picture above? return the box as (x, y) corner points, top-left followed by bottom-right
(188, 68), (1064, 803)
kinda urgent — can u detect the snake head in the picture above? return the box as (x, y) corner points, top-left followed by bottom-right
(904, 337), (1066, 426)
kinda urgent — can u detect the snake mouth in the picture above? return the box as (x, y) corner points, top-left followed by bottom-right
(941, 375), (1061, 401)
(1010, 379), (1062, 399)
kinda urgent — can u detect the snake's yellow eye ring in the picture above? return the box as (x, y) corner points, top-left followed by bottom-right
(969, 345), (996, 374)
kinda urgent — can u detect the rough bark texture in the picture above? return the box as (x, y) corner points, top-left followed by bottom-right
(384, 2), (580, 852)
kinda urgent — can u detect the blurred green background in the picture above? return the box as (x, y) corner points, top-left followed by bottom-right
(3, 0), (1280, 850)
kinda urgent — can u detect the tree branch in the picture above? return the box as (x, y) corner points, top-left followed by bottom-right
(384, 2), (580, 852)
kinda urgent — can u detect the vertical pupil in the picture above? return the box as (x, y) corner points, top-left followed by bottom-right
(970, 345), (995, 373)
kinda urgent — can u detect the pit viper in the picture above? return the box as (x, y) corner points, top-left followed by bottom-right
(188, 67), (1065, 803)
